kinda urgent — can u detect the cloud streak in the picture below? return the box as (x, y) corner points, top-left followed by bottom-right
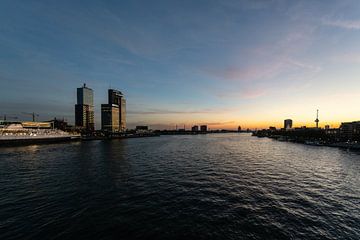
(127, 108), (225, 115)
(323, 18), (360, 30)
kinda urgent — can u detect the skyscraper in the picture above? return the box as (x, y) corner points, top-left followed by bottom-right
(75, 84), (94, 131)
(101, 89), (126, 132)
(200, 125), (207, 132)
(101, 104), (120, 132)
(284, 119), (293, 130)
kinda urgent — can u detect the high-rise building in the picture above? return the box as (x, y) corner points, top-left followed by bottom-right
(284, 119), (293, 130)
(191, 125), (199, 132)
(120, 97), (126, 131)
(101, 104), (120, 132)
(75, 84), (94, 131)
(200, 125), (207, 132)
(101, 89), (126, 132)
(340, 121), (360, 140)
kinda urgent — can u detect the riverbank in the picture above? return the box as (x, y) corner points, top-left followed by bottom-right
(252, 131), (360, 150)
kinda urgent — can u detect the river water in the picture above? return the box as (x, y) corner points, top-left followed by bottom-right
(0, 133), (359, 239)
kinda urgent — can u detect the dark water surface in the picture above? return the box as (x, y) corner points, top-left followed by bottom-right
(0, 133), (359, 239)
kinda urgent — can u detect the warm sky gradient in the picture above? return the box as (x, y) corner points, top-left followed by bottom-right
(1, 0), (360, 130)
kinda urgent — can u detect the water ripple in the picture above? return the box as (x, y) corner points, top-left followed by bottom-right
(0, 133), (359, 239)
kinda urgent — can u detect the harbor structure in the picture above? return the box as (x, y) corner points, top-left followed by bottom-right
(101, 89), (126, 132)
(75, 84), (94, 131)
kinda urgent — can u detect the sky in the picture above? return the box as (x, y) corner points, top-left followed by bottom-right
(1, 0), (360, 130)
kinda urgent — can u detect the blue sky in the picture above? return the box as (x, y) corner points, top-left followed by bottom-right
(1, 0), (360, 129)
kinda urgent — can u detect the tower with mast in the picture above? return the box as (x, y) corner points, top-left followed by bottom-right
(315, 109), (319, 128)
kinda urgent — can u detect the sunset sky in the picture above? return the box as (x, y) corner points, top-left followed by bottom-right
(1, 0), (360, 129)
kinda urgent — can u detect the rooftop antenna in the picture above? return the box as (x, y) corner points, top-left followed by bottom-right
(315, 109), (319, 128)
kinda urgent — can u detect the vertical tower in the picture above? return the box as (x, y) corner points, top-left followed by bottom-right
(75, 84), (94, 131)
(315, 109), (319, 128)
(101, 89), (126, 132)
(284, 119), (293, 130)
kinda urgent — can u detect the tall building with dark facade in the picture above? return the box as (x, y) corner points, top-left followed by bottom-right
(284, 119), (293, 130)
(192, 125), (199, 132)
(200, 125), (207, 132)
(101, 89), (126, 132)
(101, 104), (120, 132)
(340, 121), (360, 141)
(75, 84), (94, 131)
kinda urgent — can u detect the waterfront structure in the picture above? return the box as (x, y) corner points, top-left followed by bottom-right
(101, 89), (126, 132)
(0, 123), (80, 145)
(49, 118), (68, 131)
(192, 125), (199, 132)
(340, 121), (360, 140)
(101, 104), (120, 132)
(284, 119), (293, 130)
(75, 84), (94, 131)
(200, 125), (207, 132)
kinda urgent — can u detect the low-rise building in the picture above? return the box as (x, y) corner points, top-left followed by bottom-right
(136, 126), (149, 131)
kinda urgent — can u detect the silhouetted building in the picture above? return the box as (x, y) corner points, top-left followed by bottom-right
(192, 125), (199, 132)
(75, 84), (94, 131)
(48, 118), (68, 131)
(136, 126), (148, 131)
(101, 104), (120, 132)
(101, 89), (126, 132)
(284, 119), (293, 130)
(200, 125), (207, 132)
(340, 121), (360, 140)
(315, 109), (320, 128)
(325, 127), (339, 136)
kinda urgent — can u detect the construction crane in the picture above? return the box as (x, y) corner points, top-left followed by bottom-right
(0, 114), (18, 121)
(21, 112), (39, 122)
(315, 109), (319, 128)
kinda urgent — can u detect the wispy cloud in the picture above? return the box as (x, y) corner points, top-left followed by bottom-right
(128, 108), (224, 115)
(205, 60), (285, 82)
(206, 57), (320, 83)
(216, 87), (268, 100)
(198, 121), (235, 126)
(331, 52), (360, 63)
(322, 18), (360, 30)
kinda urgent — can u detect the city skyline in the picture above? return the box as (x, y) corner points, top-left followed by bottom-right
(1, 1), (360, 129)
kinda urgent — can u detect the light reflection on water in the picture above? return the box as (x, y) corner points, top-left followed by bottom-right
(0, 133), (359, 239)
